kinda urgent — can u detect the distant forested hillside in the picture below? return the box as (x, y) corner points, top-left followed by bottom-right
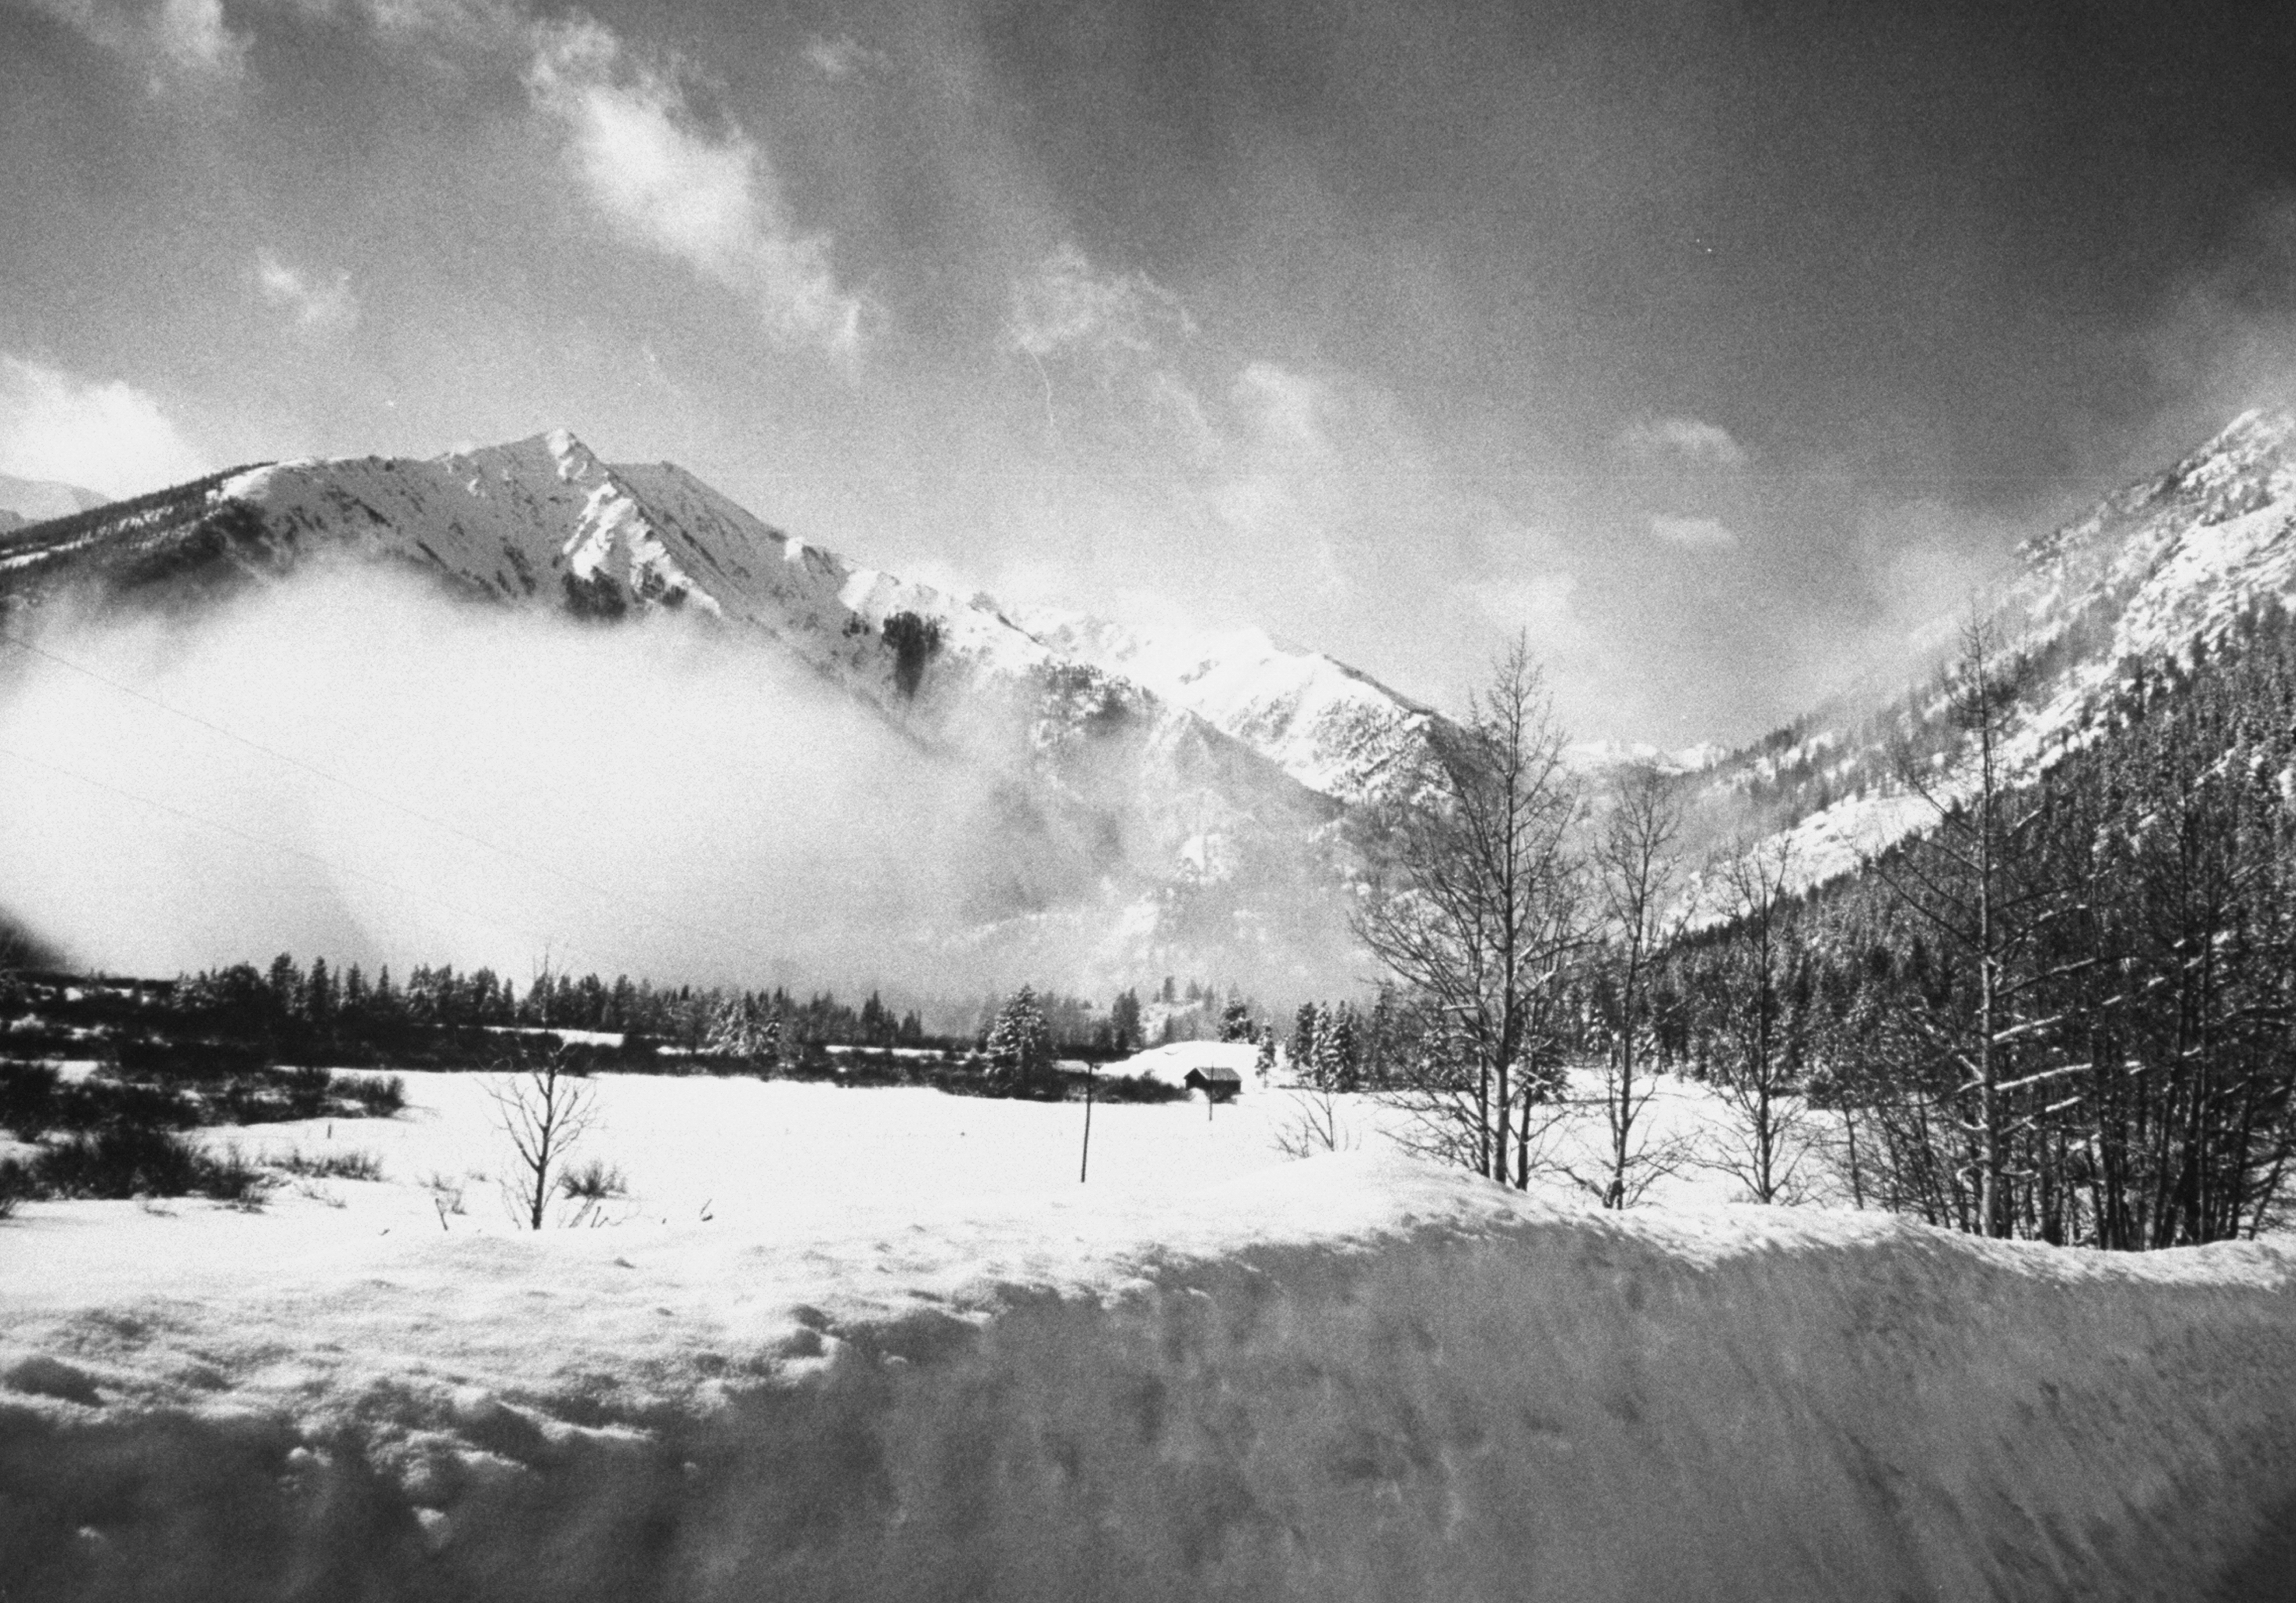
(1656, 600), (2296, 1246)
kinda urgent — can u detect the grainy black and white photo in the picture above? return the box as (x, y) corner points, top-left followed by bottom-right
(3, 1), (2295, 1597)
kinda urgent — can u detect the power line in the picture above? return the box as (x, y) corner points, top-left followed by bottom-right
(0, 741), (581, 960)
(0, 628), (737, 952)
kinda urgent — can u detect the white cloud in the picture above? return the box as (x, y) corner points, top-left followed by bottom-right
(524, 19), (868, 358)
(0, 356), (208, 499)
(359, 0), (518, 41)
(1620, 414), (1748, 468)
(1142, 369), (1218, 460)
(1198, 363), (1349, 583)
(27, 0), (248, 89)
(1649, 513), (1739, 550)
(1231, 362), (1333, 459)
(1206, 471), (1306, 554)
(1470, 571), (1580, 636)
(255, 251), (360, 334)
(154, 0), (241, 75)
(802, 33), (883, 81)
(1460, 564), (1634, 740)
(1004, 243), (1195, 364)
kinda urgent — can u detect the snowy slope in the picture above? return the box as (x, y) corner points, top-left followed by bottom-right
(0, 471), (104, 525)
(1689, 409), (2296, 897)
(1018, 609), (1460, 806)
(0, 435), (1433, 838)
(200, 431), (1064, 718)
(1992, 408), (2296, 744)
(0, 432), (1333, 813)
(4, 1144), (2294, 1601)
(1006, 606), (1736, 809)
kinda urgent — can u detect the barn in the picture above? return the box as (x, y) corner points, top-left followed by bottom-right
(1112, 1041), (1261, 1091)
(1183, 1064), (1244, 1102)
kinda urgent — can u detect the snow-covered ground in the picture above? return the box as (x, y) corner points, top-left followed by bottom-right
(5, 1072), (2296, 1600)
(8, 1072), (1389, 1299)
(1111, 1039), (1267, 1089)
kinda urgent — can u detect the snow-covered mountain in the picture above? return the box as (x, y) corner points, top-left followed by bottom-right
(1008, 611), (1739, 804)
(0, 432), (1368, 986)
(1011, 608), (1462, 808)
(0, 432), (1314, 794)
(14, 409), (2290, 967)
(6, 434), (1051, 704)
(1995, 408), (2296, 707)
(0, 471), (103, 534)
(1690, 408), (2296, 894)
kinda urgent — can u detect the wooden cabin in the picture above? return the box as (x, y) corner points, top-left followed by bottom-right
(1183, 1064), (1243, 1103)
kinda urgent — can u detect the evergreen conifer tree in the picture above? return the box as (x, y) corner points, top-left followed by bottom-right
(1219, 1000), (1255, 1043)
(1109, 989), (1142, 1054)
(1315, 1003), (1361, 1093)
(302, 956), (335, 1029)
(986, 986), (1057, 1097)
(1292, 1003), (1321, 1082)
(267, 953), (303, 1018)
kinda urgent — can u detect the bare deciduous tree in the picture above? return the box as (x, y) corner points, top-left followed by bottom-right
(1357, 638), (1584, 1187)
(485, 1044), (600, 1230)
(1574, 765), (1692, 1208)
(1701, 835), (1823, 1204)
(1865, 616), (2056, 1237)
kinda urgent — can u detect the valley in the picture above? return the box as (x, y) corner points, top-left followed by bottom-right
(5, 410), (2296, 1600)
(12, 8), (2296, 1595)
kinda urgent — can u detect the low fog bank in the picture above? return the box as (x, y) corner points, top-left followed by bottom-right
(0, 571), (1050, 992)
(0, 568), (1361, 998)
(4, 1156), (2294, 1601)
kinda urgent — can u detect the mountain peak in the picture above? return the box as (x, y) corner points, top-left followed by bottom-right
(2190, 405), (2294, 459)
(2157, 407), (2296, 506)
(542, 427), (600, 482)
(438, 429), (608, 487)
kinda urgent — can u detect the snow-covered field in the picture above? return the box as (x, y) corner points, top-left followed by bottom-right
(5, 1071), (2296, 1600)
(1112, 1039), (1267, 1089)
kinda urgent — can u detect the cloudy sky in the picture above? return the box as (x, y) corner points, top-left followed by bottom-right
(5, 0), (2295, 745)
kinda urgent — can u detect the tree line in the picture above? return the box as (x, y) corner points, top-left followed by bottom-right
(162, 956), (929, 1056)
(1336, 606), (2296, 1247)
(7, 949), (1266, 1098)
(142, 956), (1275, 1061)
(1686, 607), (2296, 1246)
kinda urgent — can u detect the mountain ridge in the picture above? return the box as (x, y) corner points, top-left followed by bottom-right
(1010, 606), (1464, 808)
(0, 430), (1424, 831)
(0, 430), (1371, 987)
(1681, 405), (2296, 898)
(9, 408), (2296, 972)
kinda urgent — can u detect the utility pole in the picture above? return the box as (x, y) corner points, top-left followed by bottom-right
(1080, 1059), (1095, 1182)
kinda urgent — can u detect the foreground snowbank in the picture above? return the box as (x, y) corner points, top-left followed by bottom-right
(5, 1154), (2294, 1601)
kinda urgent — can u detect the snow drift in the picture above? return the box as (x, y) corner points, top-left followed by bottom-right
(4, 1155), (2294, 1601)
